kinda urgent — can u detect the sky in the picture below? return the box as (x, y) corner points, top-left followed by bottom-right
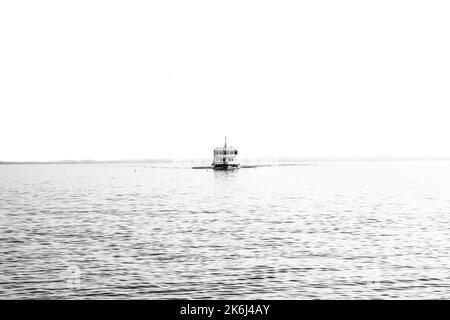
(1, 1), (449, 161)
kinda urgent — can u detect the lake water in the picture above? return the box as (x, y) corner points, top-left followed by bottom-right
(1, 161), (450, 299)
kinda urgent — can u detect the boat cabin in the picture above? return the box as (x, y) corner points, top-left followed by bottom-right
(212, 137), (240, 169)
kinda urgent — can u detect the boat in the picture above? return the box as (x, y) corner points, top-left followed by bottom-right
(212, 137), (240, 170)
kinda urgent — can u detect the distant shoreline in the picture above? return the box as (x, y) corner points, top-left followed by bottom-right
(0, 159), (173, 165)
(1, 157), (450, 165)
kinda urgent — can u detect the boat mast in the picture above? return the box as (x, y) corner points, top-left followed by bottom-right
(224, 136), (227, 164)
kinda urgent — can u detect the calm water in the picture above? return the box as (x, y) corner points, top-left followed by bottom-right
(1, 161), (450, 299)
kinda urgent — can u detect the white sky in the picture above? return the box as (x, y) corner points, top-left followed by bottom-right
(1, 1), (449, 161)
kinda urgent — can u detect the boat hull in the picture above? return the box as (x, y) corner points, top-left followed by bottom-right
(212, 164), (240, 170)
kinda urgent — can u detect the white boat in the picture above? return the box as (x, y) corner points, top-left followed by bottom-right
(212, 137), (240, 170)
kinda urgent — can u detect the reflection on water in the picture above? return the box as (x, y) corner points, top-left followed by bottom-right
(1, 161), (450, 299)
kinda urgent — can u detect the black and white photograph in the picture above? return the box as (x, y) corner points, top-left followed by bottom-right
(1, 0), (450, 311)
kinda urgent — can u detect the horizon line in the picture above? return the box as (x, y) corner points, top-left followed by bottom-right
(1, 156), (450, 165)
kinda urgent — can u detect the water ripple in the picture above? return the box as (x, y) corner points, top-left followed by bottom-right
(1, 162), (450, 299)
